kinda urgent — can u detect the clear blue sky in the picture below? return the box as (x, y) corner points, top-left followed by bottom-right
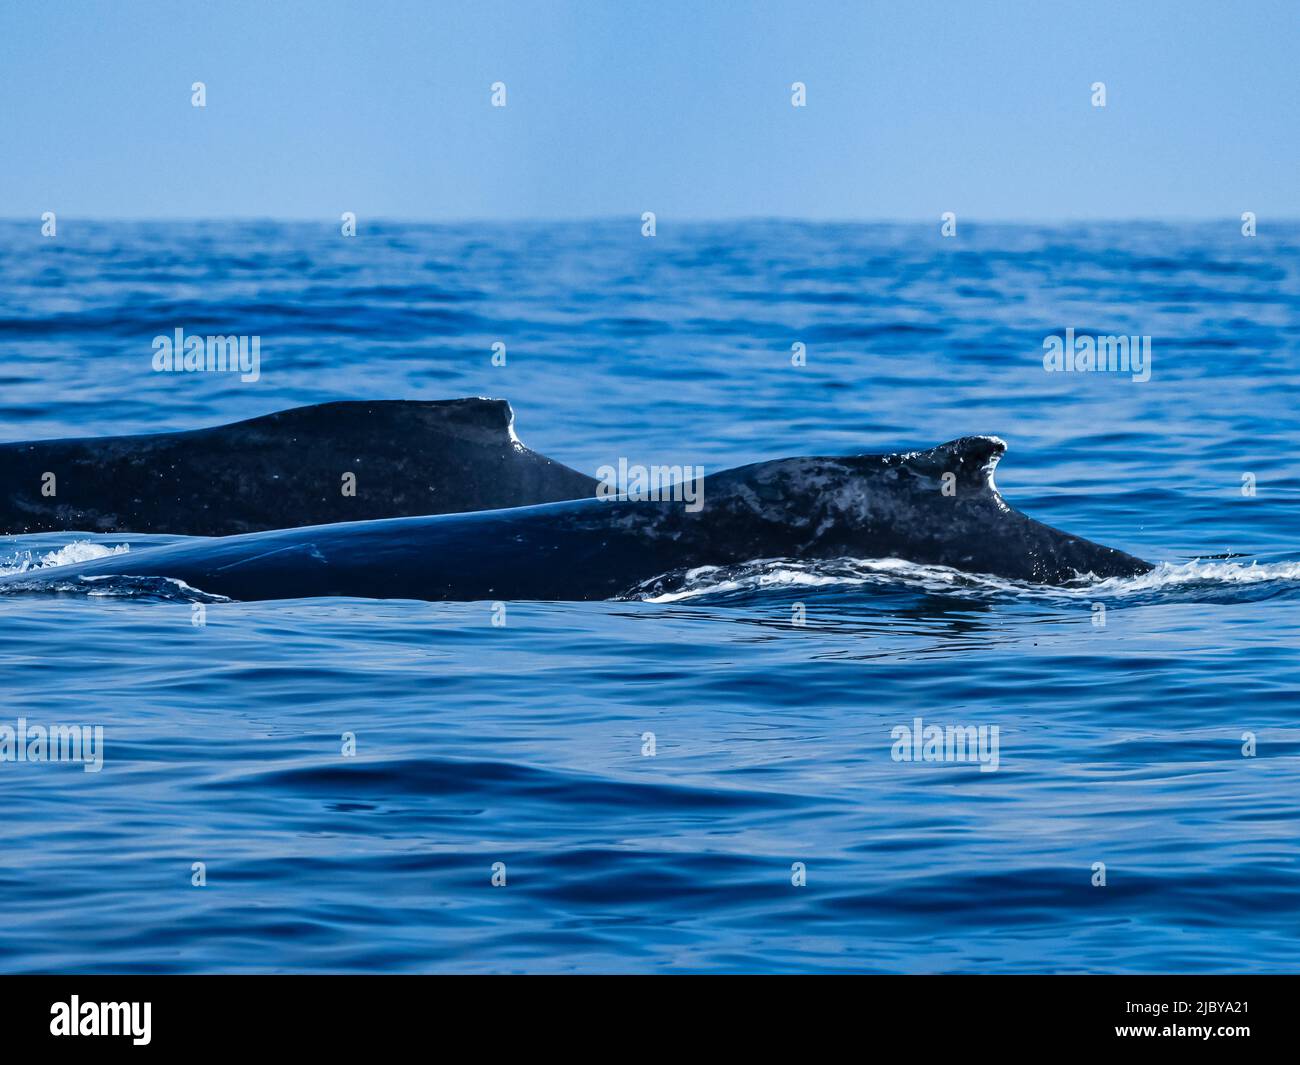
(0, 0), (1294, 220)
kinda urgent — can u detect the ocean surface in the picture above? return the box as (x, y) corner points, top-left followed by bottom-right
(1, 219), (1298, 974)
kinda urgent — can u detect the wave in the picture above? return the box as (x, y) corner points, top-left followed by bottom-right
(629, 556), (1300, 604)
(0, 572), (229, 602)
(5, 539), (1299, 606)
(0, 541), (229, 601)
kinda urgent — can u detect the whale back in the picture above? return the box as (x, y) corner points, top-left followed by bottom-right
(637, 435), (1150, 584)
(0, 399), (598, 535)
(0, 434), (1152, 600)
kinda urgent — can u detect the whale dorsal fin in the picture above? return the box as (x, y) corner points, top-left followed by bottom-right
(929, 435), (1006, 475)
(228, 398), (519, 446)
(892, 435), (1008, 495)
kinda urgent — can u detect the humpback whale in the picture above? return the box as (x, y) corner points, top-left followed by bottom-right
(0, 399), (596, 535)
(0, 435), (1152, 601)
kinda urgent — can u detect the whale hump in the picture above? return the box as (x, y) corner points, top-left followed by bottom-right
(0, 398), (597, 535)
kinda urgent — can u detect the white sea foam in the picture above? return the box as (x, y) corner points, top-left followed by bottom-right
(0, 540), (234, 601)
(635, 557), (1300, 604)
(1089, 558), (1300, 592)
(0, 541), (129, 577)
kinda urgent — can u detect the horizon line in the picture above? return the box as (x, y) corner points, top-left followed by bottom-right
(2, 214), (1295, 226)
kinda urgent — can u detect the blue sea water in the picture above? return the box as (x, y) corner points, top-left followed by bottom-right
(0, 219), (1298, 973)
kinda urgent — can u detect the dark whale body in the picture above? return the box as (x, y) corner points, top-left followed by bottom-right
(0, 399), (596, 535)
(0, 435), (1152, 601)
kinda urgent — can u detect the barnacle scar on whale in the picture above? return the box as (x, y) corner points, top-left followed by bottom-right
(0, 401), (1152, 601)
